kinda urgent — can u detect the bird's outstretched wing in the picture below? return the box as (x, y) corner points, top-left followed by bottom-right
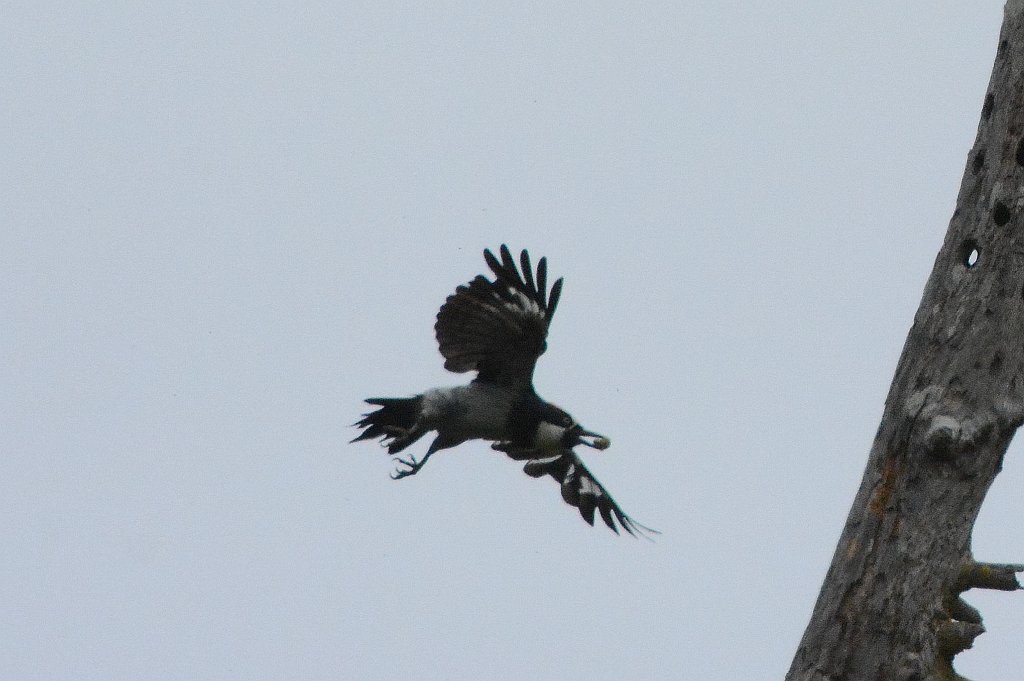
(435, 245), (562, 388)
(494, 443), (658, 538)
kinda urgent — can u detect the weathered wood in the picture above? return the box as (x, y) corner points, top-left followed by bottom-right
(785, 4), (1024, 679)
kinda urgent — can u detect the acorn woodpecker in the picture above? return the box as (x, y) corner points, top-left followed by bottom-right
(353, 245), (655, 537)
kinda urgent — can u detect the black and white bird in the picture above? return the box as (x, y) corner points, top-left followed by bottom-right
(352, 245), (655, 537)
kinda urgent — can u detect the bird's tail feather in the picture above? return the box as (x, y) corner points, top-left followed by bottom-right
(351, 396), (425, 454)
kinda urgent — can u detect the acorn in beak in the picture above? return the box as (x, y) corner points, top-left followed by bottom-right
(576, 427), (611, 450)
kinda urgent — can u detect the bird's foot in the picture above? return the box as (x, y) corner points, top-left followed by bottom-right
(391, 454), (425, 480)
(491, 441), (540, 460)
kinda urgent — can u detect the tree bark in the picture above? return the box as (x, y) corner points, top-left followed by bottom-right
(785, 4), (1024, 680)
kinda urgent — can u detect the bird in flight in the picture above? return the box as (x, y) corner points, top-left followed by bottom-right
(352, 245), (655, 537)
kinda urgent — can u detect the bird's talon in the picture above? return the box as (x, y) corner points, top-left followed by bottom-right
(390, 454), (422, 480)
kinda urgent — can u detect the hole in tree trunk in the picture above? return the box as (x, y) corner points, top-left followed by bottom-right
(993, 201), (1011, 226)
(961, 240), (980, 268)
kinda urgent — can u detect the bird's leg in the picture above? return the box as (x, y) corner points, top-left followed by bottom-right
(383, 424), (428, 454)
(491, 441), (540, 460)
(390, 434), (456, 480)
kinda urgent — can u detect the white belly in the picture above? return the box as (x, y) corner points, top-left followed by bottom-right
(421, 384), (513, 441)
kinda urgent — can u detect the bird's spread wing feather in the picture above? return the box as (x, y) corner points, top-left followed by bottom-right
(435, 245), (562, 388)
(493, 444), (657, 538)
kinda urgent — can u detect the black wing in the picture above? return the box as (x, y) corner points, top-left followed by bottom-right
(498, 445), (657, 538)
(435, 245), (563, 389)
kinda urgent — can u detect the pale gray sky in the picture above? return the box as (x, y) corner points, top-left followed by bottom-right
(2, 2), (1019, 679)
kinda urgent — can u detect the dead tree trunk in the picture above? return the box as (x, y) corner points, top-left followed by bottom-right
(785, 4), (1024, 680)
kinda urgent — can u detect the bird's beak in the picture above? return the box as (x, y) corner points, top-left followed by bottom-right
(577, 428), (611, 450)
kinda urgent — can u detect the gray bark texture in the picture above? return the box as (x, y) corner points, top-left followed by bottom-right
(785, 5), (1024, 680)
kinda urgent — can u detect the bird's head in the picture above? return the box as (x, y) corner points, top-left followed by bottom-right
(535, 403), (610, 453)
